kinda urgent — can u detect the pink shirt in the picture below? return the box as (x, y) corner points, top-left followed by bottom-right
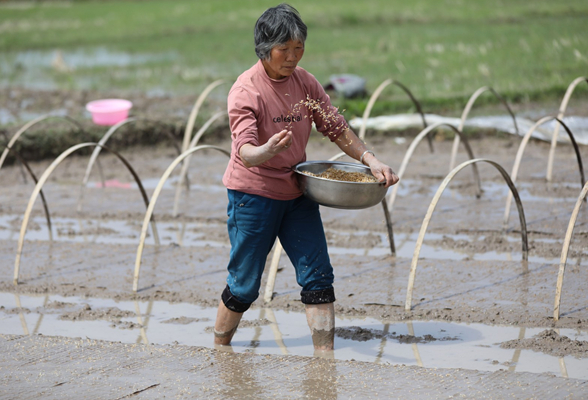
(222, 60), (348, 200)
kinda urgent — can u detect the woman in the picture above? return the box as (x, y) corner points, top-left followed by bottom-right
(214, 3), (399, 351)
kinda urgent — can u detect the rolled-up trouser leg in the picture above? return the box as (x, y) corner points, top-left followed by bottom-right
(301, 287), (336, 304)
(221, 285), (251, 313)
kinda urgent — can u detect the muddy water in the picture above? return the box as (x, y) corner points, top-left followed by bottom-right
(0, 213), (568, 265)
(0, 48), (178, 94)
(2, 292), (588, 380)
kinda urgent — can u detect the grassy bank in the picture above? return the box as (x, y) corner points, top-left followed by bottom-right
(1, 0), (587, 111)
(0, 0), (586, 162)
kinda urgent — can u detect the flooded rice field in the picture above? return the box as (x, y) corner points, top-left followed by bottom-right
(3, 292), (588, 380)
(1, 134), (588, 398)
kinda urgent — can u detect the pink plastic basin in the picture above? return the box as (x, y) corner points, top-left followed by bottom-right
(86, 99), (133, 126)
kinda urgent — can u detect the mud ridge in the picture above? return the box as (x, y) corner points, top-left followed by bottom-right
(499, 329), (588, 358)
(335, 326), (459, 343)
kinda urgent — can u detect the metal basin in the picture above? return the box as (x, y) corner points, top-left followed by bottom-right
(294, 161), (387, 209)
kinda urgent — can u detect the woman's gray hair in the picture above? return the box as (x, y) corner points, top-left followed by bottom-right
(254, 3), (307, 60)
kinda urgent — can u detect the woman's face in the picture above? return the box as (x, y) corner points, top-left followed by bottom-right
(262, 39), (305, 80)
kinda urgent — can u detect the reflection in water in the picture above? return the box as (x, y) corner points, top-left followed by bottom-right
(407, 321), (424, 367)
(133, 246), (162, 343)
(375, 323), (389, 364)
(31, 295), (48, 335)
(375, 260), (398, 364)
(77, 217), (98, 244)
(173, 220), (188, 247)
(2, 293), (587, 380)
(14, 293), (29, 335)
(134, 299), (154, 345)
(508, 327), (526, 373)
(249, 309), (263, 349)
(555, 328), (569, 379)
(264, 308), (289, 355)
(14, 293), (48, 336)
(559, 358), (569, 378)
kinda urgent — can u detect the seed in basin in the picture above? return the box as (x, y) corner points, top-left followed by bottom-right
(294, 161), (387, 209)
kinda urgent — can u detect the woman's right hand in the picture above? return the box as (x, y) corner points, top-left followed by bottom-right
(239, 130), (293, 168)
(265, 129), (293, 155)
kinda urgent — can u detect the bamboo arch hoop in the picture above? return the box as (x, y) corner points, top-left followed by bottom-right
(503, 116), (585, 227)
(133, 144), (230, 293)
(0, 115), (83, 172)
(387, 122), (482, 213)
(405, 158), (528, 312)
(172, 111), (226, 217)
(546, 77), (588, 182)
(263, 151), (398, 303)
(14, 142), (157, 285)
(0, 142), (54, 240)
(328, 151), (346, 162)
(358, 79), (431, 151)
(553, 180), (588, 320)
(77, 117), (181, 213)
(169, 80), (225, 216)
(449, 86), (518, 171)
(182, 80), (225, 153)
(79, 118), (137, 194)
(263, 238), (284, 303)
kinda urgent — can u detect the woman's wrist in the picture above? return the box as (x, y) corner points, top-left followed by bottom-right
(360, 150), (375, 165)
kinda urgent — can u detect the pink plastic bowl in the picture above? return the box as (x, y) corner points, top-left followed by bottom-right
(86, 99), (133, 126)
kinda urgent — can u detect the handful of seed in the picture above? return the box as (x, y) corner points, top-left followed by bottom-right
(302, 167), (378, 183)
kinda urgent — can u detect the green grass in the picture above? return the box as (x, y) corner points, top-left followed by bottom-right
(1, 0), (587, 116)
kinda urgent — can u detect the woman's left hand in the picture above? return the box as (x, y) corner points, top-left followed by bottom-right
(364, 156), (399, 188)
(333, 129), (399, 187)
